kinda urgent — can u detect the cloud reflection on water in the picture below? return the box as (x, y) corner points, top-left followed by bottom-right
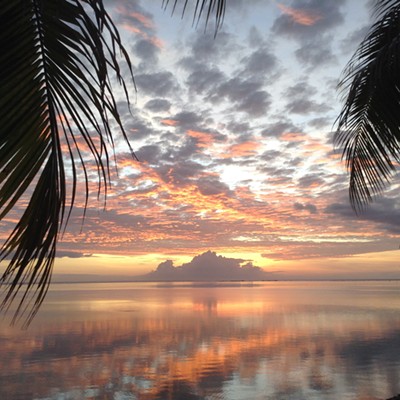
(0, 281), (399, 400)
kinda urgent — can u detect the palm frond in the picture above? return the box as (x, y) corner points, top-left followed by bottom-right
(162, 0), (226, 34)
(0, 0), (135, 325)
(335, 0), (400, 212)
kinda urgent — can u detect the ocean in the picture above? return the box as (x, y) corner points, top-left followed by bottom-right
(0, 280), (399, 400)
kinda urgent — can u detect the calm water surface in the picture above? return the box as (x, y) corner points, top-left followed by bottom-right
(0, 281), (399, 400)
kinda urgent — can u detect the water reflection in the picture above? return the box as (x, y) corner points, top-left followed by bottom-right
(0, 281), (399, 400)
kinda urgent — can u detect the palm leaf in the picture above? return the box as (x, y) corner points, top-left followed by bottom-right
(162, 0), (226, 34)
(0, 0), (135, 326)
(335, 0), (400, 211)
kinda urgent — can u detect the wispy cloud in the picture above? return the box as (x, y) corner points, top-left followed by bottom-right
(277, 4), (322, 26)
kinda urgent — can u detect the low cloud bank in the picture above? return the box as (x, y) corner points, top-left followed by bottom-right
(140, 251), (270, 281)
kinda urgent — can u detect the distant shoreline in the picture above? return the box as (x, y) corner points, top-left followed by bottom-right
(50, 278), (400, 284)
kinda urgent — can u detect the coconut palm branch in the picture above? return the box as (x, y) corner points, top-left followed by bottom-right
(335, 0), (400, 212)
(0, 0), (226, 325)
(162, 0), (226, 34)
(0, 0), (135, 325)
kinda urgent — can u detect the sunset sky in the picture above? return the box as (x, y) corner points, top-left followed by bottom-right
(3, 0), (399, 280)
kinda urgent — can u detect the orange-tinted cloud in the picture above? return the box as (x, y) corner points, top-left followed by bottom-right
(277, 4), (322, 26)
(280, 132), (305, 142)
(120, 23), (163, 49)
(129, 11), (154, 29)
(225, 141), (260, 158)
(161, 118), (179, 126)
(186, 130), (215, 147)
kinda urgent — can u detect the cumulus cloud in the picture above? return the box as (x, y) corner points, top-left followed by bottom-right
(139, 251), (270, 281)
(239, 47), (280, 79)
(283, 81), (331, 115)
(295, 37), (337, 70)
(135, 71), (179, 96)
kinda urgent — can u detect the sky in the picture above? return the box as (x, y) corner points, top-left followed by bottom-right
(3, 0), (400, 281)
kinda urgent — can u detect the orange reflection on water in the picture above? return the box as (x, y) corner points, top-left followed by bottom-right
(1, 281), (400, 400)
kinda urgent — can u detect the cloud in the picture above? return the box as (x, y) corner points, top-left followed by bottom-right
(340, 25), (370, 54)
(210, 77), (272, 117)
(294, 202), (318, 214)
(295, 36), (337, 70)
(144, 98), (171, 112)
(114, 2), (163, 49)
(140, 251), (270, 281)
(239, 47), (280, 79)
(56, 251), (93, 258)
(189, 31), (236, 63)
(0, 251), (94, 261)
(135, 71), (179, 96)
(273, 0), (346, 40)
(277, 3), (323, 26)
(185, 65), (226, 95)
(197, 177), (232, 196)
(325, 196), (400, 235)
(133, 39), (160, 64)
(283, 81), (331, 115)
(226, 141), (260, 158)
(261, 119), (301, 138)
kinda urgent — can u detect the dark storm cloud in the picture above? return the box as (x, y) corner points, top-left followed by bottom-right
(144, 98), (171, 112)
(140, 251), (270, 281)
(135, 71), (179, 96)
(272, 0), (346, 40)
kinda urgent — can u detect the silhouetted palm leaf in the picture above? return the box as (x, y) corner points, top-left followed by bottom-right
(0, 0), (134, 325)
(162, 0), (226, 34)
(336, 0), (400, 211)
